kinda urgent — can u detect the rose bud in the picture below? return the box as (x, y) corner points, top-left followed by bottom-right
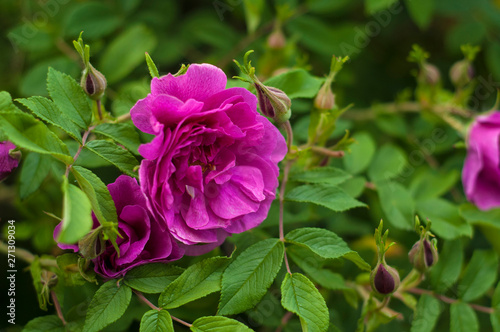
(0, 141), (20, 181)
(255, 83), (292, 124)
(267, 28), (286, 49)
(314, 82), (336, 110)
(370, 261), (400, 295)
(419, 63), (441, 85)
(463, 111), (500, 210)
(408, 239), (439, 272)
(81, 64), (107, 100)
(449, 59), (474, 87)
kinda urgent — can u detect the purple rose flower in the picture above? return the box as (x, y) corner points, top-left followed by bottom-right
(131, 64), (287, 254)
(0, 141), (20, 181)
(54, 175), (183, 278)
(462, 111), (500, 210)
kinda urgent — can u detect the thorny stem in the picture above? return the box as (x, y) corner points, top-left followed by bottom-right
(51, 291), (67, 326)
(407, 288), (495, 314)
(282, 121), (293, 152)
(65, 126), (95, 178)
(0, 241), (58, 268)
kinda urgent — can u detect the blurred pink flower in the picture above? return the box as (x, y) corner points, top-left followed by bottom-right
(462, 111), (500, 210)
(0, 141), (20, 181)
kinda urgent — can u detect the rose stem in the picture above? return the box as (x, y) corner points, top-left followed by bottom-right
(64, 126), (95, 178)
(406, 288), (495, 314)
(275, 311), (294, 332)
(51, 290), (67, 325)
(133, 290), (193, 327)
(96, 99), (103, 121)
(279, 121), (294, 275)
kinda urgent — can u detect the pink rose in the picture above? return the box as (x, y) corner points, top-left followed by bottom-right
(131, 64), (287, 254)
(462, 111), (500, 210)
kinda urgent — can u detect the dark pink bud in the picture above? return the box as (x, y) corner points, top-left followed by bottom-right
(409, 239), (439, 272)
(370, 262), (400, 295)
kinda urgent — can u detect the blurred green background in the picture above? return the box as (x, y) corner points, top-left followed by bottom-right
(2, 0), (500, 330)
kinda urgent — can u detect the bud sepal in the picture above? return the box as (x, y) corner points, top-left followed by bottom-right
(408, 217), (439, 272)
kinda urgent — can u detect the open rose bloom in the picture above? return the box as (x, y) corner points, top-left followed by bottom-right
(131, 64), (287, 254)
(462, 111), (500, 210)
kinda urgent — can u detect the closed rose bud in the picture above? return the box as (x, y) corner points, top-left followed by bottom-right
(409, 239), (438, 272)
(420, 63), (441, 85)
(314, 82), (335, 110)
(81, 64), (107, 100)
(0, 141), (20, 181)
(450, 60), (474, 87)
(255, 83), (291, 124)
(370, 261), (400, 295)
(267, 29), (286, 49)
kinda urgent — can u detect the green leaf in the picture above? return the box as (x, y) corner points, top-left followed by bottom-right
(23, 315), (65, 332)
(429, 239), (463, 292)
(85, 140), (138, 176)
(84, 281), (132, 332)
(285, 227), (371, 271)
(343, 132), (376, 175)
(100, 25), (157, 84)
(191, 316), (254, 332)
(140, 309), (174, 332)
(460, 204), (500, 229)
(409, 169), (459, 201)
(64, 2), (122, 39)
(281, 273), (329, 332)
(19, 153), (52, 200)
(243, 0), (264, 33)
(410, 294), (442, 332)
(159, 256), (230, 309)
(492, 282), (500, 332)
(417, 198), (472, 239)
(218, 238), (284, 315)
(450, 302), (479, 332)
(0, 109), (72, 164)
(458, 250), (499, 302)
(263, 69), (324, 99)
(287, 246), (347, 290)
(17, 96), (82, 142)
(47, 68), (92, 129)
(93, 123), (141, 154)
(145, 52), (160, 79)
(71, 166), (118, 226)
(58, 177), (93, 244)
(365, 0), (399, 15)
(368, 143), (407, 182)
(286, 184), (366, 212)
(404, 0), (434, 30)
(286, 16), (359, 58)
(291, 167), (352, 186)
(376, 181), (414, 230)
(124, 264), (184, 294)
